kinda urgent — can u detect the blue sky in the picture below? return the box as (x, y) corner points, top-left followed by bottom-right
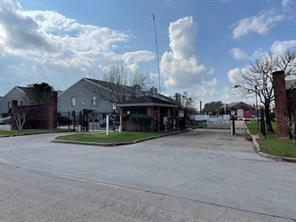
(0, 0), (296, 105)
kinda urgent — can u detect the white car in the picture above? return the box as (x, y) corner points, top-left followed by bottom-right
(0, 116), (11, 125)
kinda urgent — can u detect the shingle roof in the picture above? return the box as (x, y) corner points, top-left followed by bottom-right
(227, 101), (254, 110)
(117, 96), (179, 107)
(16, 86), (35, 100)
(119, 96), (176, 104)
(84, 78), (176, 103)
(84, 78), (135, 95)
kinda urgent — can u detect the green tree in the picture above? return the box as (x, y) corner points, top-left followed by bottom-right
(28, 82), (53, 104)
(203, 101), (224, 115)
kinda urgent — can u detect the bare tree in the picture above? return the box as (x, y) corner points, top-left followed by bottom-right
(100, 65), (152, 104)
(235, 50), (296, 132)
(13, 113), (26, 131)
(103, 65), (150, 89)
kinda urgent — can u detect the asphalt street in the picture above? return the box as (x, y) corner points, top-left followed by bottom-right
(0, 129), (295, 221)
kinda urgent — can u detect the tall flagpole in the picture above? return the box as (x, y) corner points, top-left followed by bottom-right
(153, 13), (161, 93)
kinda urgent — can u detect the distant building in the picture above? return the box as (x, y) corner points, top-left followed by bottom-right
(226, 101), (255, 119)
(226, 102), (255, 112)
(0, 86), (34, 116)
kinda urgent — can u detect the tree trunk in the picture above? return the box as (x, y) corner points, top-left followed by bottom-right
(265, 104), (273, 132)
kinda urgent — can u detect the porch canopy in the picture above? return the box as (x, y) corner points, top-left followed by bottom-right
(116, 96), (181, 132)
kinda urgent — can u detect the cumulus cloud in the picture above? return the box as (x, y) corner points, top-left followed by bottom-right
(232, 10), (284, 39)
(227, 68), (241, 84)
(227, 66), (250, 85)
(271, 40), (296, 54)
(0, 0), (155, 93)
(0, 0), (54, 54)
(228, 48), (249, 60)
(160, 16), (210, 89)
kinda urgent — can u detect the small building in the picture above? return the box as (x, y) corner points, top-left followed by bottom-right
(226, 101), (255, 119)
(116, 96), (184, 132)
(0, 86), (34, 116)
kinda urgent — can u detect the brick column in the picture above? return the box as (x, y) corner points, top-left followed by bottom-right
(272, 70), (289, 138)
(48, 92), (57, 130)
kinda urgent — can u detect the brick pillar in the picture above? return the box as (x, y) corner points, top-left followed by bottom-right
(11, 100), (18, 130)
(48, 92), (57, 130)
(272, 70), (289, 138)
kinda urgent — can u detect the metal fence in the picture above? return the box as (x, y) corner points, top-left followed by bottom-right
(57, 110), (118, 132)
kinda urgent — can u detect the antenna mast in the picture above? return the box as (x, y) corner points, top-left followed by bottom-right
(153, 13), (161, 92)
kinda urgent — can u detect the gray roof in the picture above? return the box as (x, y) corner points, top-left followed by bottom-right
(227, 101), (254, 110)
(84, 78), (135, 95)
(16, 86), (35, 99)
(117, 96), (179, 108)
(118, 96), (177, 105)
(286, 79), (296, 90)
(84, 78), (176, 103)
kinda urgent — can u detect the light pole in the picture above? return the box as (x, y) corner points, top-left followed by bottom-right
(254, 85), (259, 132)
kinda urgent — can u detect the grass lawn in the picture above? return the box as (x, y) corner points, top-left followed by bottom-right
(245, 121), (296, 158)
(0, 129), (67, 137)
(55, 131), (161, 144)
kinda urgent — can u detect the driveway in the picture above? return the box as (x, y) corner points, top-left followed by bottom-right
(0, 129), (295, 220)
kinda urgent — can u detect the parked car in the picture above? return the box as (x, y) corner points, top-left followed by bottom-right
(0, 116), (11, 125)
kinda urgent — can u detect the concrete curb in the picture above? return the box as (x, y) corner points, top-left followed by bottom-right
(52, 130), (190, 147)
(0, 130), (72, 138)
(245, 124), (296, 163)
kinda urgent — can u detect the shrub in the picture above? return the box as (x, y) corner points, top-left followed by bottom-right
(129, 114), (153, 131)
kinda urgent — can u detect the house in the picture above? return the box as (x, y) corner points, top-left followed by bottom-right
(57, 78), (175, 121)
(226, 101), (255, 119)
(0, 86), (34, 116)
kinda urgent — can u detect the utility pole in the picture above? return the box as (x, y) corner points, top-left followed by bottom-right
(153, 13), (161, 93)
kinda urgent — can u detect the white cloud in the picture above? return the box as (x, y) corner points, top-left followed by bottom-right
(0, 0), (155, 93)
(227, 68), (241, 84)
(271, 40), (296, 54)
(160, 16), (210, 89)
(232, 10), (285, 39)
(282, 0), (296, 15)
(228, 48), (249, 60)
(227, 66), (250, 85)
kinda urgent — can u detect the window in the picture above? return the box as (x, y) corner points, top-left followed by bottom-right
(20, 101), (23, 106)
(71, 97), (76, 106)
(7, 101), (10, 109)
(91, 96), (96, 106)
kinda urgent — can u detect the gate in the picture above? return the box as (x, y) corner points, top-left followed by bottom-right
(57, 110), (119, 132)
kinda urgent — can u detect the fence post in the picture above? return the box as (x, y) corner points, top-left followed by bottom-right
(72, 111), (76, 131)
(119, 115), (122, 133)
(231, 116), (235, 135)
(67, 111), (70, 130)
(106, 114), (109, 135)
